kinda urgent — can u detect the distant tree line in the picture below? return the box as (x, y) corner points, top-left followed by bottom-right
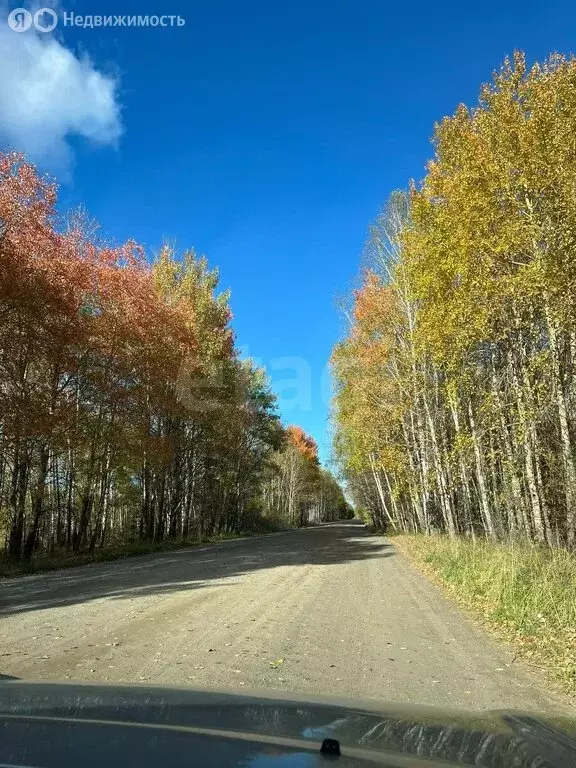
(261, 426), (353, 526)
(0, 152), (348, 563)
(332, 52), (576, 546)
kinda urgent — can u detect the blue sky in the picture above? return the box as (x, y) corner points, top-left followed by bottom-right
(2, 0), (574, 463)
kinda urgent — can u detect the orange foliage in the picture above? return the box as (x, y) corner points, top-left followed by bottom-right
(286, 425), (319, 463)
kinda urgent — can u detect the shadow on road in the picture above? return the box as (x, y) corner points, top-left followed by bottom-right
(0, 521), (393, 617)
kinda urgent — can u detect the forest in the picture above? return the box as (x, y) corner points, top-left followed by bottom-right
(0, 152), (349, 566)
(332, 52), (576, 548)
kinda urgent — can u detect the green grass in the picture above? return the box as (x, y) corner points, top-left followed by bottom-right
(394, 534), (576, 692)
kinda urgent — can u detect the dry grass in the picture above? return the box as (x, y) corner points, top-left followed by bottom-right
(394, 534), (576, 693)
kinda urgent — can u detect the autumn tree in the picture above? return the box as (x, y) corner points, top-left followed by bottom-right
(333, 52), (576, 548)
(0, 153), (345, 564)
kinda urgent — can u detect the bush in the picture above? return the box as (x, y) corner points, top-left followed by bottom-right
(395, 535), (576, 691)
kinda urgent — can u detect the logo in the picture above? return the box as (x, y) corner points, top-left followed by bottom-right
(7, 7), (58, 32)
(34, 7), (57, 31)
(7, 7), (32, 31)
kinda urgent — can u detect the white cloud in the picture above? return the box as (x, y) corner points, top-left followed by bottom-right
(0, 15), (122, 172)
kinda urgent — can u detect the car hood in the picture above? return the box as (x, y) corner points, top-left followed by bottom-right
(0, 680), (575, 768)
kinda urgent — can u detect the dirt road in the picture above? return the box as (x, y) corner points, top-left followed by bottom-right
(0, 521), (572, 713)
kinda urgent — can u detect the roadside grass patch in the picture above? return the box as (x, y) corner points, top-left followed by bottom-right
(394, 534), (576, 693)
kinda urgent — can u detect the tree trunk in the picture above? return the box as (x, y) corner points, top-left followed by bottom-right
(23, 445), (50, 561)
(546, 310), (576, 544)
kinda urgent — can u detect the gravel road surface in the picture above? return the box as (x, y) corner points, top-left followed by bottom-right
(0, 520), (573, 713)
